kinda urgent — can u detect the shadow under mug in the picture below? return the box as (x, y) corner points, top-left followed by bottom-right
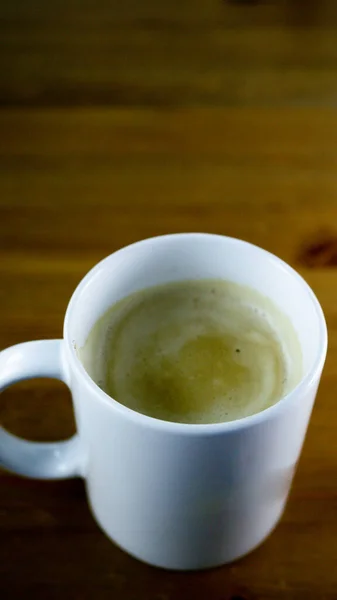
(0, 234), (327, 570)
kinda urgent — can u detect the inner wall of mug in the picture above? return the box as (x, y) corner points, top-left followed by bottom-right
(68, 234), (323, 377)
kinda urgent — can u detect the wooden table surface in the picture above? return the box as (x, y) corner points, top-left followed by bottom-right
(1, 1), (337, 598)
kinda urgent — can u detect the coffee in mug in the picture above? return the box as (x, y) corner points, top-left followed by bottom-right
(0, 234), (327, 569)
(79, 279), (302, 424)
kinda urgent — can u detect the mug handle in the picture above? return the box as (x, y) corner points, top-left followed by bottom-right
(0, 340), (84, 479)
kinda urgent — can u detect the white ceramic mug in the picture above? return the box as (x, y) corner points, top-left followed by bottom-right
(0, 234), (327, 570)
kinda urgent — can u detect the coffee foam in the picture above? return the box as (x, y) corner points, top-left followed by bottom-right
(79, 279), (302, 424)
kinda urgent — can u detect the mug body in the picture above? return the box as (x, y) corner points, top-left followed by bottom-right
(63, 234), (327, 569)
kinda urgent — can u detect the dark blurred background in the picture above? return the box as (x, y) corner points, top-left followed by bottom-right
(1, 1), (337, 598)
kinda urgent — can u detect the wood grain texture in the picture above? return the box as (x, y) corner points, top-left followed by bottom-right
(1, 1), (337, 599)
(1, 0), (337, 107)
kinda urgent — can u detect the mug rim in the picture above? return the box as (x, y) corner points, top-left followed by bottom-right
(64, 233), (328, 434)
